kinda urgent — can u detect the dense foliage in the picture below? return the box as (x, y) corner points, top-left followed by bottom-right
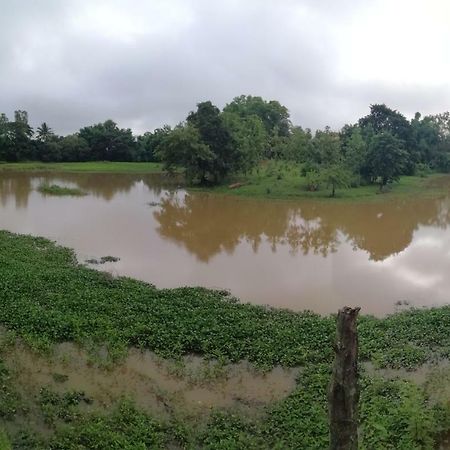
(1, 100), (450, 189)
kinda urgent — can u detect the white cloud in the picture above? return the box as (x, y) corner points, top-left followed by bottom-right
(0, 0), (449, 134)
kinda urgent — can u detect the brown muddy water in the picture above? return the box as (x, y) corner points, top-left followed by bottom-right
(2, 340), (298, 423)
(1, 171), (450, 315)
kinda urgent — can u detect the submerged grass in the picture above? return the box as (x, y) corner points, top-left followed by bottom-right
(0, 230), (449, 448)
(37, 184), (87, 196)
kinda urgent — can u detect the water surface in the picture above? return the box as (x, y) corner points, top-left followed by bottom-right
(1, 171), (450, 315)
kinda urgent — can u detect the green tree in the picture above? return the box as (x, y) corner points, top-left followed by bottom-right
(58, 134), (90, 162)
(222, 111), (267, 173)
(359, 104), (414, 173)
(320, 164), (351, 197)
(9, 110), (33, 161)
(223, 95), (291, 138)
(136, 125), (171, 162)
(36, 122), (55, 143)
(157, 124), (215, 184)
(284, 126), (312, 162)
(342, 126), (368, 184)
(366, 132), (408, 191)
(187, 101), (237, 183)
(78, 120), (136, 161)
(0, 113), (13, 161)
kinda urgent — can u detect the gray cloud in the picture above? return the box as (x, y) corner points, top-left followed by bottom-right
(1, 0), (449, 135)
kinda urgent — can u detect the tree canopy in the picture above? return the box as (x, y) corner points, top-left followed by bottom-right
(1, 98), (450, 191)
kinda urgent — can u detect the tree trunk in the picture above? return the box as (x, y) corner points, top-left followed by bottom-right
(329, 306), (360, 450)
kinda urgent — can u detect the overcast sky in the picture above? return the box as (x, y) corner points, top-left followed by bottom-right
(1, 0), (449, 135)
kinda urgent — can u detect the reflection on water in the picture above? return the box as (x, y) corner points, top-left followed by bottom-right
(1, 171), (450, 315)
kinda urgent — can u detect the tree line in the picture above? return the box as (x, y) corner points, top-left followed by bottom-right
(1, 97), (450, 191)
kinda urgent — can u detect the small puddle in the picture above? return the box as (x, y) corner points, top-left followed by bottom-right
(363, 360), (450, 403)
(2, 341), (299, 420)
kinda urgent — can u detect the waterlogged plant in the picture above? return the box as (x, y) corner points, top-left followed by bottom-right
(37, 184), (87, 196)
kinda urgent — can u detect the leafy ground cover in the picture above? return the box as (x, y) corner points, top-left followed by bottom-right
(37, 184), (87, 196)
(0, 230), (449, 448)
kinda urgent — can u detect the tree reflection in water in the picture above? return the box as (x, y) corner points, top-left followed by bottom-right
(153, 192), (450, 262)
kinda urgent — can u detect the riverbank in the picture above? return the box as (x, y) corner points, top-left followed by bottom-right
(0, 230), (449, 448)
(197, 162), (450, 202)
(0, 161), (164, 173)
(3, 160), (450, 202)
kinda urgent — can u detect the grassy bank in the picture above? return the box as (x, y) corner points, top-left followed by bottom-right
(0, 161), (164, 173)
(201, 161), (450, 202)
(2, 161), (450, 202)
(0, 230), (449, 448)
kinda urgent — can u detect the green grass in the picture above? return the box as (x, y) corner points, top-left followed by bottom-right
(198, 161), (450, 202)
(37, 184), (87, 196)
(0, 161), (164, 173)
(0, 230), (449, 448)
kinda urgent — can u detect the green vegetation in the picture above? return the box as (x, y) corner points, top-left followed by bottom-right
(37, 184), (87, 196)
(199, 161), (450, 201)
(2, 101), (450, 198)
(0, 230), (449, 447)
(0, 161), (164, 173)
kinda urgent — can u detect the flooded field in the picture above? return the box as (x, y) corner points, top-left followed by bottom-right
(1, 171), (450, 315)
(2, 339), (298, 424)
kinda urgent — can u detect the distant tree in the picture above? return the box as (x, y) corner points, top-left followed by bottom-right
(58, 134), (90, 162)
(9, 110), (33, 161)
(223, 95), (291, 138)
(136, 125), (172, 162)
(359, 104), (411, 141)
(157, 124), (215, 184)
(78, 120), (136, 161)
(342, 126), (368, 183)
(222, 111), (267, 173)
(36, 122), (55, 143)
(0, 113), (13, 161)
(366, 132), (408, 191)
(187, 101), (238, 183)
(359, 104), (414, 173)
(312, 127), (342, 166)
(410, 113), (440, 168)
(283, 126), (312, 162)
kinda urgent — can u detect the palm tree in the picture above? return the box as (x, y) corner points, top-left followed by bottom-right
(36, 122), (54, 142)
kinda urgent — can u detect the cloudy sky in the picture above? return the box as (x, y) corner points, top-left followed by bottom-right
(1, 0), (449, 135)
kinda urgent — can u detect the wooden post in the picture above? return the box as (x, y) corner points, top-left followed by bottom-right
(329, 306), (360, 450)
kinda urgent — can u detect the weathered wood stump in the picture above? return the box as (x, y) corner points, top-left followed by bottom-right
(329, 306), (360, 450)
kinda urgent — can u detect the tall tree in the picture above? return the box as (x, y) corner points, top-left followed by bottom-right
(187, 101), (237, 183)
(366, 132), (408, 191)
(223, 95), (291, 138)
(0, 113), (13, 161)
(222, 111), (267, 173)
(78, 120), (136, 161)
(136, 125), (171, 162)
(342, 126), (368, 183)
(157, 123), (214, 184)
(9, 110), (33, 161)
(36, 122), (55, 143)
